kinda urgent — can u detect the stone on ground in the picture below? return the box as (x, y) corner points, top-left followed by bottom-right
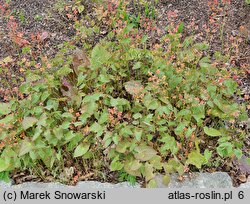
(154, 172), (233, 188)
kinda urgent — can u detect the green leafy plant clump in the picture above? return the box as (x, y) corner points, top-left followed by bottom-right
(0, 1), (248, 187)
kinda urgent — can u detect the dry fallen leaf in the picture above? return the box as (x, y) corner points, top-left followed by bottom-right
(124, 80), (144, 96)
(72, 48), (90, 75)
(239, 174), (247, 183)
(41, 31), (49, 41)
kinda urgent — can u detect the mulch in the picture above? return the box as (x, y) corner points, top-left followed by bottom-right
(0, 0), (75, 58)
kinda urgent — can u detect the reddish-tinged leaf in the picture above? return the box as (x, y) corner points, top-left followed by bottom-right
(235, 155), (250, 174)
(41, 31), (49, 41)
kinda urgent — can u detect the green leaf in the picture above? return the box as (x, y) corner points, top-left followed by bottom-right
(90, 122), (103, 136)
(0, 158), (9, 172)
(110, 157), (124, 171)
(132, 62), (142, 70)
(147, 179), (157, 188)
(160, 134), (178, 154)
(246, 158), (250, 165)
(19, 140), (33, 156)
(222, 79), (237, 95)
(174, 123), (186, 135)
(204, 149), (212, 163)
(73, 143), (90, 158)
(194, 43), (209, 50)
(45, 99), (59, 111)
(156, 106), (171, 116)
(22, 46), (31, 54)
(65, 131), (77, 141)
(186, 151), (206, 169)
(22, 117), (38, 130)
(216, 142), (233, 157)
(77, 5), (84, 13)
(120, 126), (133, 137)
(134, 145), (157, 161)
(128, 159), (142, 171)
(32, 125), (43, 141)
(169, 76), (182, 89)
(133, 113), (142, 119)
(20, 82), (30, 94)
(144, 163), (155, 181)
(77, 73), (86, 87)
(147, 100), (159, 110)
(116, 141), (130, 153)
(124, 23), (135, 34)
(98, 111), (109, 124)
(162, 174), (171, 186)
(0, 114), (14, 125)
(192, 105), (205, 125)
(134, 129), (143, 141)
(41, 91), (50, 102)
(185, 127), (196, 138)
(149, 155), (162, 170)
(204, 127), (222, 137)
(53, 127), (64, 140)
(177, 22), (184, 33)
(0, 171), (10, 182)
(124, 159), (142, 176)
(234, 149), (242, 160)
(83, 93), (103, 103)
(90, 44), (111, 69)
(0, 56), (12, 64)
(176, 164), (184, 175)
(98, 74), (110, 83)
(141, 35), (148, 43)
(0, 103), (11, 116)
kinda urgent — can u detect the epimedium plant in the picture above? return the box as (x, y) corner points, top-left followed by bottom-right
(0, 1), (248, 187)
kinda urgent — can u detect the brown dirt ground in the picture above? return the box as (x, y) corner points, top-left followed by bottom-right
(0, 0), (75, 57)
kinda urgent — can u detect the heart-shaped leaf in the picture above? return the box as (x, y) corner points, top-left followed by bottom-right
(147, 179), (157, 188)
(204, 127), (221, 137)
(0, 114), (14, 125)
(0, 158), (9, 172)
(145, 163), (155, 181)
(19, 140), (33, 156)
(73, 143), (90, 157)
(116, 141), (130, 153)
(162, 174), (171, 186)
(134, 145), (157, 161)
(0, 102), (11, 116)
(149, 155), (163, 170)
(110, 157), (124, 171)
(72, 48), (90, 74)
(90, 44), (111, 69)
(124, 159), (141, 177)
(22, 117), (38, 130)
(186, 151), (206, 169)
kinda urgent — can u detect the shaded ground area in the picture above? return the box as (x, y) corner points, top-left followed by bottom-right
(0, 0), (249, 186)
(0, 0), (74, 57)
(155, 0), (250, 104)
(0, 0), (75, 95)
(157, 0), (249, 63)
